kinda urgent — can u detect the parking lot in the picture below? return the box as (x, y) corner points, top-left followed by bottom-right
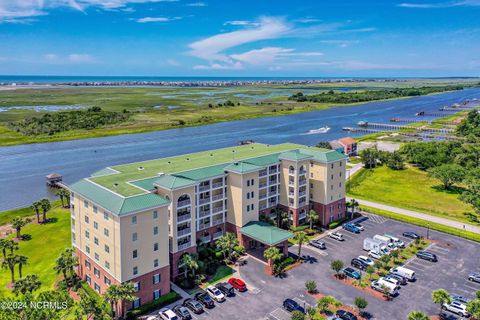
(161, 213), (480, 320)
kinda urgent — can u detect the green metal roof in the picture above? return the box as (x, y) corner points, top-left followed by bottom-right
(130, 176), (159, 191)
(176, 163), (227, 181)
(278, 150), (313, 161)
(301, 148), (346, 162)
(69, 179), (169, 216)
(244, 153), (280, 167)
(240, 221), (293, 246)
(224, 162), (265, 174)
(154, 175), (196, 190)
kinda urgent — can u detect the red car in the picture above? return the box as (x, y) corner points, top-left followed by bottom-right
(228, 278), (247, 292)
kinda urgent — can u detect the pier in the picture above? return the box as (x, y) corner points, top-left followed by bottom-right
(356, 121), (454, 134)
(390, 118), (431, 124)
(342, 127), (462, 141)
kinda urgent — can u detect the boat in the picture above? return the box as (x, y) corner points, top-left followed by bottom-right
(307, 126), (330, 134)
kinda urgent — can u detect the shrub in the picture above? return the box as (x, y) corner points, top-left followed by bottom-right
(328, 218), (347, 229)
(305, 280), (317, 293)
(126, 291), (181, 319)
(234, 245), (246, 256)
(291, 310), (306, 320)
(290, 225), (309, 232)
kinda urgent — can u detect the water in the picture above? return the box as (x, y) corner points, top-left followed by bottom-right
(0, 88), (479, 211)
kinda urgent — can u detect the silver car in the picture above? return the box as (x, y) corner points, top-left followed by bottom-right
(469, 272), (480, 283)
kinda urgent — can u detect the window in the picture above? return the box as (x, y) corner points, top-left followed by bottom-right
(84, 200), (89, 208)
(153, 210), (158, 219)
(247, 193), (250, 199)
(251, 203), (254, 210)
(93, 206), (98, 214)
(153, 243), (158, 251)
(103, 212), (109, 220)
(310, 173), (313, 178)
(246, 205), (250, 212)
(105, 261), (110, 269)
(132, 298), (141, 308)
(132, 232), (138, 242)
(94, 283), (101, 293)
(85, 245), (91, 254)
(131, 216), (137, 225)
(133, 267), (138, 276)
(331, 163), (334, 169)
(104, 228), (109, 237)
(85, 275), (91, 285)
(72, 233), (76, 244)
(310, 163), (314, 167)
(331, 185), (333, 190)
(153, 273), (160, 284)
(104, 244), (110, 253)
(339, 182), (342, 188)
(339, 161), (342, 167)
(94, 268), (100, 278)
(93, 221), (98, 230)
(94, 252), (99, 261)
(94, 237), (99, 245)
(85, 230), (90, 239)
(133, 250), (138, 259)
(251, 179), (255, 186)
(153, 226), (158, 235)
(247, 180), (250, 187)
(331, 174), (334, 180)
(104, 276), (111, 285)
(251, 191), (254, 198)
(84, 216), (89, 224)
(310, 183), (314, 189)
(154, 259), (159, 268)
(153, 289), (161, 300)
(85, 260), (91, 270)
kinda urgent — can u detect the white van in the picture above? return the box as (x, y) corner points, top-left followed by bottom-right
(373, 235), (392, 246)
(390, 266), (416, 281)
(363, 238), (382, 252)
(384, 234), (405, 248)
(371, 279), (399, 296)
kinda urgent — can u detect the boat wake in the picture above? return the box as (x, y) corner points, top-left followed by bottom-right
(303, 126), (331, 135)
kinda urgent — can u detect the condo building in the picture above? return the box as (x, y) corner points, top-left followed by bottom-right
(69, 143), (346, 309)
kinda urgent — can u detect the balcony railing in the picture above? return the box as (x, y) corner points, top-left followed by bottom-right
(288, 181), (295, 186)
(177, 228), (191, 237)
(177, 199), (191, 208)
(299, 201), (307, 206)
(299, 213), (307, 220)
(177, 213), (191, 222)
(199, 185), (210, 192)
(200, 236), (210, 243)
(212, 194), (223, 201)
(199, 198), (211, 205)
(259, 204), (267, 210)
(289, 170), (295, 175)
(299, 170), (307, 175)
(212, 206), (224, 214)
(259, 193), (267, 200)
(259, 182), (267, 188)
(268, 191), (277, 197)
(299, 179), (307, 186)
(299, 191), (307, 197)
(213, 231), (224, 239)
(198, 210), (210, 218)
(198, 223), (210, 231)
(177, 242), (192, 251)
(212, 218), (224, 226)
(259, 170), (267, 177)
(269, 168), (278, 174)
(212, 182), (223, 189)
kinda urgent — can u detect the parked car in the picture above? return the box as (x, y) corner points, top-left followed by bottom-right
(371, 279), (399, 296)
(283, 298), (305, 314)
(402, 231), (420, 239)
(172, 305), (192, 320)
(439, 311), (459, 320)
(442, 301), (470, 317)
(215, 282), (235, 297)
(206, 285), (225, 302)
(336, 310), (358, 320)
(343, 223), (361, 234)
(357, 255), (374, 266)
(383, 234), (405, 248)
(159, 308), (178, 320)
(329, 232), (345, 241)
(468, 272), (480, 283)
(309, 239), (326, 249)
(390, 266), (416, 281)
(368, 250), (384, 259)
(353, 223), (364, 231)
(351, 258), (368, 270)
(386, 273), (407, 285)
(381, 276), (400, 287)
(416, 251), (438, 262)
(451, 295), (471, 304)
(228, 277), (247, 291)
(182, 298), (204, 314)
(194, 292), (215, 309)
(343, 267), (361, 280)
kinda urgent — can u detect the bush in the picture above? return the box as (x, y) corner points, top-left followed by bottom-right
(234, 245), (246, 255)
(328, 218), (347, 229)
(126, 291), (181, 319)
(291, 310), (306, 320)
(305, 280), (317, 293)
(276, 256), (295, 272)
(290, 225), (309, 232)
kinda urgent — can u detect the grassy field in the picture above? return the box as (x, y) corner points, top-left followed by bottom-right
(1, 80), (476, 146)
(0, 207), (71, 297)
(0, 200), (61, 226)
(347, 166), (475, 225)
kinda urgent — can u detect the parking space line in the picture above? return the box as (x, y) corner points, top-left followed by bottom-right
(431, 246), (450, 253)
(463, 282), (480, 290)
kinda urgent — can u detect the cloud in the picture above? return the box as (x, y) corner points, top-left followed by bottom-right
(294, 17), (321, 23)
(185, 2), (207, 7)
(193, 62), (243, 70)
(42, 53), (95, 64)
(398, 0), (480, 8)
(223, 20), (259, 26)
(320, 40), (360, 48)
(230, 47), (323, 66)
(136, 16), (180, 23)
(68, 53), (95, 63)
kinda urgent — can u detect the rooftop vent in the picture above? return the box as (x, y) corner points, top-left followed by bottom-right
(186, 158), (190, 161)
(138, 166), (144, 170)
(167, 161), (171, 164)
(113, 183), (119, 187)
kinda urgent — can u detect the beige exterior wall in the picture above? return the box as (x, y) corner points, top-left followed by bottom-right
(279, 159), (310, 208)
(226, 171), (259, 228)
(309, 159), (346, 205)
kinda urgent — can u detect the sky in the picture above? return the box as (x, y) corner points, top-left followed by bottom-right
(0, 0), (479, 77)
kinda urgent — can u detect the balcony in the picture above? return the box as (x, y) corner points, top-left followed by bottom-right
(200, 235), (210, 243)
(177, 213), (191, 223)
(268, 191), (277, 197)
(259, 170), (267, 177)
(259, 182), (267, 188)
(259, 193), (267, 200)
(212, 194), (223, 201)
(288, 180), (295, 186)
(269, 167), (278, 174)
(198, 210), (210, 218)
(199, 185), (210, 192)
(212, 206), (224, 214)
(288, 191), (295, 197)
(212, 218), (224, 226)
(213, 230), (224, 240)
(177, 228), (191, 237)
(212, 182), (223, 189)
(198, 222), (210, 230)
(289, 170), (295, 175)
(199, 197), (211, 205)
(259, 204), (267, 210)
(299, 191), (307, 197)
(299, 179), (307, 186)
(178, 242), (192, 251)
(269, 178), (278, 184)
(299, 212), (307, 220)
(299, 200), (307, 206)
(299, 170), (307, 176)
(177, 199), (191, 208)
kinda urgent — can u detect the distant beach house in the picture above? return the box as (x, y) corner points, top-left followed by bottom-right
(329, 137), (357, 156)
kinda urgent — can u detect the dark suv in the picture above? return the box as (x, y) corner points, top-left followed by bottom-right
(194, 292), (215, 309)
(336, 310), (358, 320)
(351, 258), (368, 270)
(282, 299), (305, 314)
(416, 251), (438, 262)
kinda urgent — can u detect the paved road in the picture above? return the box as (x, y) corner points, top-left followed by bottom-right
(348, 197), (480, 234)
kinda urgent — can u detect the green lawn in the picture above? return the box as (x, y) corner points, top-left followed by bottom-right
(0, 207), (71, 297)
(200, 265), (235, 289)
(0, 200), (61, 226)
(347, 166), (475, 225)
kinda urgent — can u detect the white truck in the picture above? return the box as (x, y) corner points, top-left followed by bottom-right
(384, 234), (405, 248)
(390, 266), (416, 281)
(363, 238), (382, 252)
(373, 234), (392, 245)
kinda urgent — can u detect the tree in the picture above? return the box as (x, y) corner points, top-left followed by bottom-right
(2, 254), (18, 283)
(12, 274), (41, 296)
(54, 248), (78, 286)
(316, 141), (332, 149)
(56, 189), (70, 208)
(380, 254), (391, 267)
(216, 232), (239, 262)
(467, 299), (480, 320)
(386, 151), (405, 170)
(11, 217), (31, 239)
(360, 148), (379, 169)
(306, 307), (317, 320)
(294, 231), (308, 258)
(407, 310), (430, 320)
(432, 289), (451, 314)
(0, 239), (17, 259)
(347, 199), (359, 218)
(306, 210), (319, 230)
(180, 253), (199, 280)
(263, 247), (283, 268)
(278, 211), (290, 229)
(317, 296), (342, 314)
(428, 164), (465, 190)
(76, 290), (110, 320)
(366, 266), (375, 280)
(461, 177), (480, 214)
(476, 290), (480, 300)
(390, 250), (399, 264)
(104, 285), (121, 320)
(330, 260), (344, 278)
(117, 282), (137, 319)
(39, 198), (51, 223)
(16, 255), (28, 278)
(291, 310), (305, 320)
(31, 201), (41, 224)
(354, 296), (368, 316)
(305, 280), (317, 293)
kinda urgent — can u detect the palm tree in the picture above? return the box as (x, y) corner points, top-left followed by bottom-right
(263, 246), (283, 268)
(12, 274), (41, 296)
(407, 310), (430, 320)
(31, 201), (41, 223)
(306, 210), (319, 230)
(40, 198), (51, 223)
(105, 284), (121, 320)
(216, 232), (238, 261)
(2, 254), (18, 283)
(54, 248), (78, 285)
(180, 253), (199, 279)
(117, 282), (137, 319)
(432, 289), (451, 315)
(294, 231), (308, 258)
(279, 211), (289, 229)
(16, 255), (28, 278)
(11, 217), (30, 239)
(0, 239), (19, 259)
(56, 189), (70, 208)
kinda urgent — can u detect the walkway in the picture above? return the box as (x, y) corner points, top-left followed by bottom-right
(347, 197), (480, 234)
